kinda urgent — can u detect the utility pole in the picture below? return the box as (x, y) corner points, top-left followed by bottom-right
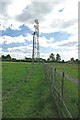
(32, 20), (40, 66)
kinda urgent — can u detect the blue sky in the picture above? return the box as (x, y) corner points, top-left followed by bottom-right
(1, 24), (33, 37)
(0, 0), (78, 60)
(40, 32), (71, 41)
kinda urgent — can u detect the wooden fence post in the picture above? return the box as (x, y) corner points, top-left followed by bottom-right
(49, 66), (53, 97)
(54, 68), (56, 82)
(61, 71), (65, 99)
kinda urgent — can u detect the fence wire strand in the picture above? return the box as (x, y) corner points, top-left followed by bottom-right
(44, 63), (76, 118)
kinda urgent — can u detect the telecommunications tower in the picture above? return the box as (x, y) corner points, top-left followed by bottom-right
(32, 20), (40, 62)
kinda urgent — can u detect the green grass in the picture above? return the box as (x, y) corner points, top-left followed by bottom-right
(51, 63), (78, 118)
(2, 62), (58, 118)
(2, 62), (32, 99)
(52, 63), (79, 79)
(0, 61), (2, 118)
(2, 62), (79, 118)
(63, 77), (78, 117)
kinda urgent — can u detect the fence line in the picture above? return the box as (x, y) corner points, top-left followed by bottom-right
(44, 63), (74, 118)
(56, 69), (78, 85)
(53, 86), (72, 118)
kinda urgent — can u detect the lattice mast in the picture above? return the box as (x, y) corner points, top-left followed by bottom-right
(32, 20), (40, 61)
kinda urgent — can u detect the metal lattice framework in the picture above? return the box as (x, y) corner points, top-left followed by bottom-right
(32, 20), (40, 62)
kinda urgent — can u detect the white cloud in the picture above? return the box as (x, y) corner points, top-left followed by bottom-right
(0, 48), (2, 53)
(7, 0), (31, 17)
(56, 50), (78, 61)
(1, 51), (28, 59)
(1, 33), (78, 60)
(7, 45), (32, 59)
(0, 33), (33, 44)
(0, 0), (78, 60)
(8, 45), (32, 52)
(40, 53), (50, 59)
(39, 34), (78, 60)
(0, 0), (78, 34)
(39, 36), (54, 47)
(0, 16), (24, 30)
(39, 0), (78, 34)
(40, 50), (78, 61)
(39, 34), (78, 49)
(0, 35), (25, 44)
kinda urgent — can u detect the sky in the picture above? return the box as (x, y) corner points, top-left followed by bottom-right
(0, 0), (79, 61)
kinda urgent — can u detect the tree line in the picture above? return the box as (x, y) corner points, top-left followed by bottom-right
(47, 53), (61, 62)
(47, 53), (79, 63)
(0, 54), (80, 64)
(0, 54), (46, 62)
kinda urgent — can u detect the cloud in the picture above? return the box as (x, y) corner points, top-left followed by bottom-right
(39, 34), (78, 60)
(39, 0), (78, 34)
(0, 33), (33, 44)
(59, 42), (77, 47)
(40, 47), (78, 61)
(39, 34), (77, 48)
(1, 33), (33, 57)
(1, 51), (28, 59)
(8, 45), (32, 53)
(58, 8), (64, 12)
(1, 25), (33, 37)
(15, 2), (54, 24)
(61, 20), (77, 29)
(7, 0), (31, 17)
(0, 35), (26, 44)
(0, 48), (2, 52)
(7, 45), (32, 59)
(31, 0), (65, 2)
(40, 32), (71, 41)
(0, 0), (78, 34)
(0, 0), (31, 30)
(1, 30), (78, 60)
(0, 0), (78, 60)
(56, 50), (78, 61)
(0, 0), (11, 15)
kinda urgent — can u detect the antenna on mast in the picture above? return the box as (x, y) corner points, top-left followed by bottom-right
(32, 20), (40, 65)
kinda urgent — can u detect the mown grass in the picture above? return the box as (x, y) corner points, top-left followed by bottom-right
(2, 62), (58, 118)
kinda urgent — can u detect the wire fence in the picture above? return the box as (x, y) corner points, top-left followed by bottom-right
(44, 63), (78, 118)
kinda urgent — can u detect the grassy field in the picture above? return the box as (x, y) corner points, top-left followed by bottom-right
(2, 62), (79, 118)
(51, 63), (78, 118)
(2, 62), (58, 118)
(0, 62), (2, 118)
(52, 63), (79, 79)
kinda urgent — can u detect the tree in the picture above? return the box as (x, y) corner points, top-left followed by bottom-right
(70, 57), (74, 62)
(6, 54), (11, 60)
(62, 60), (64, 63)
(47, 58), (50, 61)
(25, 57), (32, 62)
(75, 59), (78, 62)
(1, 55), (5, 59)
(39, 58), (46, 62)
(1, 54), (11, 60)
(56, 53), (61, 62)
(49, 53), (55, 61)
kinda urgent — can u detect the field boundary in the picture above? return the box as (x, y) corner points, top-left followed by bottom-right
(44, 63), (78, 118)
(56, 69), (78, 85)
